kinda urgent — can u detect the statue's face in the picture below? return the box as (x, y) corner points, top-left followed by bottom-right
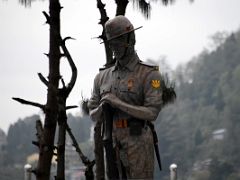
(108, 34), (128, 60)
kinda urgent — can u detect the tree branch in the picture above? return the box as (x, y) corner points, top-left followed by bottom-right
(60, 77), (66, 88)
(38, 73), (49, 86)
(43, 53), (49, 58)
(65, 123), (95, 179)
(97, 0), (109, 28)
(66, 124), (91, 164)
(60, 36), (77, 96)
(66, 105), (78, 110)
(42, 11), (51, 24)
(12, 97), (45, 111)
(96, 0), (114, 66)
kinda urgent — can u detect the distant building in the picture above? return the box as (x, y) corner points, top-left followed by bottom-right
(66, 166), (86, 180)
(212, 128), (226, 140)
(193, 159), (212, 171)
(65, 136), (88, 180)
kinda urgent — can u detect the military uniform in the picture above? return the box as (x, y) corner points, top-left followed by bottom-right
(88, 53), (163, 179)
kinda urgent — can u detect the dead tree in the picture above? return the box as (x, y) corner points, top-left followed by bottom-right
(56, 37), (94, 180)
(55, 37), (77, 180)
(93, 1), (112, 180)
(13, 0), (74, 179)
(13, 4), (94, 179)
(35, 0), (61, 178)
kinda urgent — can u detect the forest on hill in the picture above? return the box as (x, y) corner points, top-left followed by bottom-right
(0, 29), (240, 180)
(155, 29), (240, 180)
(0, 114), (93, 180)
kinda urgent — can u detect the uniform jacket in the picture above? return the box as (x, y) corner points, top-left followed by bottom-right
(88, 53), (163, 122)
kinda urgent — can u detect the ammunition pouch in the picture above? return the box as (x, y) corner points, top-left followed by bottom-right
(128, 118), (145, 136)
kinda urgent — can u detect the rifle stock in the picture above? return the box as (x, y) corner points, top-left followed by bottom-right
(102, 103), (119, 179)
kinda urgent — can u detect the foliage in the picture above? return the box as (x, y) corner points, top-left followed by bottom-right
(154, 29), (240, 179)
(0, 113), (93, 179)
(67, 113), (93, 143)
(0, 166), (24, 180)
(6, 114), (40, 165)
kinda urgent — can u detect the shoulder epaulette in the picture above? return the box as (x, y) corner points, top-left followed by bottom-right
(99, 59), (116, 71)
(139, 61), (159, 71)
(99, 64), (114, 71)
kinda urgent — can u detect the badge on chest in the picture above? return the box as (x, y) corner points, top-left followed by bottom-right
(127, 79), (134, 91)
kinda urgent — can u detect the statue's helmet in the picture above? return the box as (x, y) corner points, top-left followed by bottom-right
(105, 15), (142, 41)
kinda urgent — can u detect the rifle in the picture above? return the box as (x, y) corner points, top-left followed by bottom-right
(147, 121), (162, 171)
(102, 103), (119, 179)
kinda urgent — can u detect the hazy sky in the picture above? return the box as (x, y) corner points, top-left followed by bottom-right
(0, 0), (240, 133)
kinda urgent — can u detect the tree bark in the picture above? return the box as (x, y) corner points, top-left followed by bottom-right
(97, 0), (113, 66)
(56, 102), (67, 180)
(115, 0), (128, 16)
(94, 121), (105, 180)
(36, 0), (61, 179)
(54, 35), (79, 180)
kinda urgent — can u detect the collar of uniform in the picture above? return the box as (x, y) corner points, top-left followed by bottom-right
(112, 53), (139, 72)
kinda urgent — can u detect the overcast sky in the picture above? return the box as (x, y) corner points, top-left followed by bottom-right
(0, 0), (240, 133)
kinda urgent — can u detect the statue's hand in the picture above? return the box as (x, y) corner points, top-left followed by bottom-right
(100, 93), (119, 108)
(89, 103), (104, 122)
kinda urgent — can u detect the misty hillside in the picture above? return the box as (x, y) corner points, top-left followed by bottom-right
(0, 114), (93, 180)
(155, 30), (240, 180)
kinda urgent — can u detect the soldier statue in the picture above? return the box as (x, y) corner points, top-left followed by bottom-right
(88, 15), (163, 179)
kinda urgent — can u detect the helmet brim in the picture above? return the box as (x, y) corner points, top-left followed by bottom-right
(100, 26), (143, 44)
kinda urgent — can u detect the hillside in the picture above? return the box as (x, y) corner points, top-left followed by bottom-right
(0, 114), (93, 180)
(155, 30), (240, 180)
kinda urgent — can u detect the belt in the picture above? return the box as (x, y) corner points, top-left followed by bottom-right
(115, 119), (128, 128)
(114, 118), (145, 128)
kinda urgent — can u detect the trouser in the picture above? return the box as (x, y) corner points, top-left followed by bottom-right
(114, 120), (155, 180)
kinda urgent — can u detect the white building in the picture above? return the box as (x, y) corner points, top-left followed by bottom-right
(212, 128), (226, 140)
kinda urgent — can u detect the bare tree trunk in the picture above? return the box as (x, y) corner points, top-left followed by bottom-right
(54, 35), (78, 179)
(115, 0), (129, 16)
(97, 0), (113, 66)
(56, 106), (67, 180)
(94, 121), (105, 180)
(95, 1), (113, 180)
(36, 0), (61, 179)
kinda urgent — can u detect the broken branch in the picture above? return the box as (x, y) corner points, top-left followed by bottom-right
(12, 97), (45, 110)
(38, 73), (49, 86)
(42, 11), (50, 24)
